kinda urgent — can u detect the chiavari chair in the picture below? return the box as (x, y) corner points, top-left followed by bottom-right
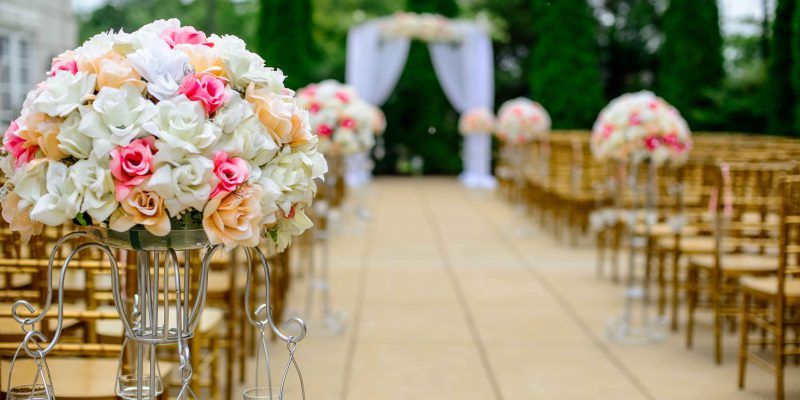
(738, 175), (800, 400)
(685, 161), (795, 364)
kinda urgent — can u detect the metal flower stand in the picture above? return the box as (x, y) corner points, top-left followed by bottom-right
(606, 160), (669, 344)
(5, 229), (306, 400)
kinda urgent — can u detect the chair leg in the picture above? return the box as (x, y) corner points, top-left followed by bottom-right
(211, 338), (221, 400)
(671, 250), (682, 332)
(611, 224), (621, 283)
(713, 272), (723, 365)
(738, 291), (750, 389)
(775, 304), (785, 400)
(596, 229), (606, 279)
(686, 266), (697, 349)
(657, 249), (666, 316)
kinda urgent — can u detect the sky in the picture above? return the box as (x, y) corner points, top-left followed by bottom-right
(71, 0), (770, 35)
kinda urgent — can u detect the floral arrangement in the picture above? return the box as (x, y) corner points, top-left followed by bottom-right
(380, 12), (465, 43)
(297, 80), (377, 156)
(495, 98), (551, 144)
(591, 91), (692, 166)
(0, 19), (327, 251)
(458, 108), (494, 136)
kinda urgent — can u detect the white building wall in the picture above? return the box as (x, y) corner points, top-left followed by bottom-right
(0, 0), (76, 129)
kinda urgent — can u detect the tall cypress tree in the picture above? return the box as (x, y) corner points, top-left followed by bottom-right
(529, 0), (605, 129)
(378, 0), (460, 174)
(657, 0), (723, 129)
(256, 0), (316, 89)
(769, 0), (795, 135)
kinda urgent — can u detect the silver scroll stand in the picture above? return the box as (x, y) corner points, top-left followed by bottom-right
(4, 230), (307, 400)
(606, 159), (669, 344)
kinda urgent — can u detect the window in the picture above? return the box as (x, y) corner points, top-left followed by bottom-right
(0, 31), (36, 131)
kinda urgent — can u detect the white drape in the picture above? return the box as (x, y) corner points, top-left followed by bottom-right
(345, 19), (496, 189)
(344, 21), (410, 187)
(429, 25), (496, 188)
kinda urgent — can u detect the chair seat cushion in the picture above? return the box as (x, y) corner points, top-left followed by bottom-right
(741, 277), (800, 301)
(689, 254), (778, 273)
(657, 236), (728, 254)
(634, 223), (699, 237)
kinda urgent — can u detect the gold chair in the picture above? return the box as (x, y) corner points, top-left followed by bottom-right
(738, 175), (800, 400)
(685, 161), (794, 364)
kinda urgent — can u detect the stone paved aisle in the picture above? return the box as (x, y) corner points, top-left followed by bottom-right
(264, 177), (799, 400)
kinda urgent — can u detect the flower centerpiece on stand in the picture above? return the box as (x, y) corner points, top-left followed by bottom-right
(459, 108), (494, 136)
(297, 80), (378, 188)
(0, 18), (326, 251)
(591, 91), (692, 166)
(495, 97), (550, 145)
(0, 19), (325, 399)
(591, 91), (692, 344)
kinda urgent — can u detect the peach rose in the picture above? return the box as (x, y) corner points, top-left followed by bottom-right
(245, 83), (293, 144)
(109, 187), (171, 236)
(5, 112), (66, 164)
(176, 44), (224, 77)
(1, 192), (44, 244)
(289, 109), (312, 147)
(202, 184), (263, 247)
(81, 51), (145, 91)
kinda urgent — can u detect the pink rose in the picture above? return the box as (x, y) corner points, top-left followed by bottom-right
(4, 120), (36, 167)
(179, 73), (230, 115)
(629, 112), (642, 126)
(161, 26), (213, 48)
(341, 118), (356, 130)
(644, 135), (661, 151)
(48, 59), (78, 76)
(110, 137), (157, 201)
(335, 91), (350, 103)
(308, 102), (321, 114)
(317, 124), (333, 137)
(601, 123), (614, 138)
(210, 152), (249, 198)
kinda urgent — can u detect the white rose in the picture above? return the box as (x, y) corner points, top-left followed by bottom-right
(209, 34), (280, 91)
(144, 95), (219, 156)
(10, 160), (47, 204)
(30, 162), (82, 226)
(127, 41), (189, 101)
(32, 71), (96, 117)
(0, 156), (15, 181)
(74, 31), (114, 60)
(333, 128), (359, 154)
(57, 112), (93, 159)
(79, 84), (157, 158)
(270, 210), (313, 252)
(70, 158), (117, 222)
(213, 91), (254, 134)
(261, 146), (327, 214)
(217, 116), (279, 166)
(256, 175), (282, 225)
(146, 155), (215, 216)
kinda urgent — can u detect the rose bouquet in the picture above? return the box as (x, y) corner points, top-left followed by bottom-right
(459, 108), (494, 136)
(591, 91), (692, 166)
(495, 98), (550, 144)
(381, 12), (464, 43)
(0, 19), (326, 251)
(297, 80), (377, 156)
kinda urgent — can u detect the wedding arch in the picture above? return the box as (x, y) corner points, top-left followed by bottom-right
(345, 13), (496, 189)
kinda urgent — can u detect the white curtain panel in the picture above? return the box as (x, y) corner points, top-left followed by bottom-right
(345, 20), (409, 186)
(429, 25), (496, 189)
(345, 21), (496, 189)
(346, 20), (411, 106)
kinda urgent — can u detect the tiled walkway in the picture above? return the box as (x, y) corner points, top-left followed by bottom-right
(275, 177), (799, 400)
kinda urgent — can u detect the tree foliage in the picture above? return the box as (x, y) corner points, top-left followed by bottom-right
(767, 0), (794, 134)
(529, 0), (605, 129)
(656, 0), (724, 130)
(256, 0), (317, 89)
